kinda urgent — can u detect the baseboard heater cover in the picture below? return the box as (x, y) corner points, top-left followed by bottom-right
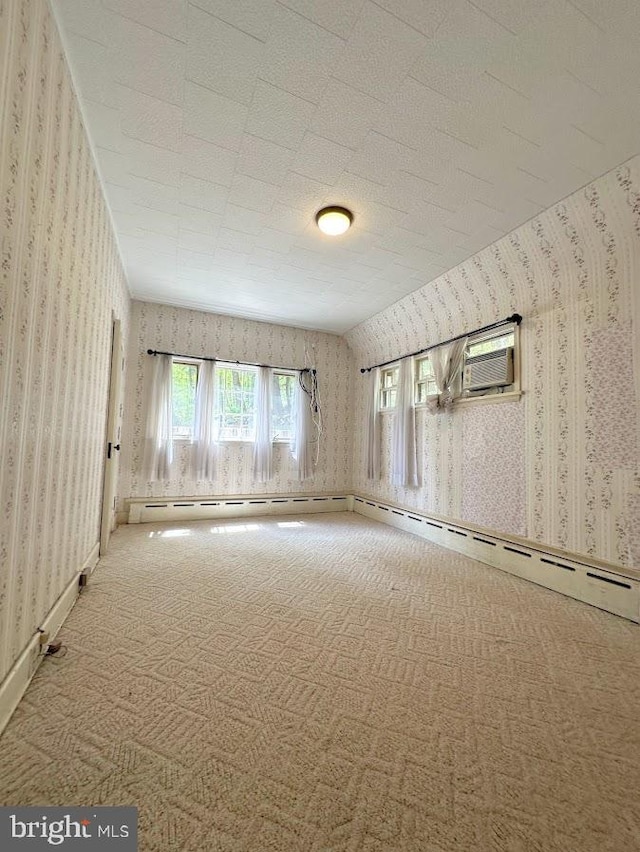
(127, 494), (351, 524)
(352, 497), (640, 623)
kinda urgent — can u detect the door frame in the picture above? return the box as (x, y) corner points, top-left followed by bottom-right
(100, 318), (124, 555)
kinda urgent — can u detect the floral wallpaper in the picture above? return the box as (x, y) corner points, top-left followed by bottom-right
(119, 302), (353, 503)
(347, 157), (640, 569)
(0, 0), (130, 683)
(461, 403), (526, 536)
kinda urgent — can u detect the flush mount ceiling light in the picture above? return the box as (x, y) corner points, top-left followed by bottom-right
(315, 206), (353, 236)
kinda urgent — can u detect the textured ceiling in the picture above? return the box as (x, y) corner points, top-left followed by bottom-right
(52, 0), (640, 334)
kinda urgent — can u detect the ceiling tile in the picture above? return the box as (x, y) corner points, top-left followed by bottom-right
(111, 16), (185, 105)
(261, 4), (345, 103)
(184, 82), (248, 151)
(81, 100), (128, 153)
(310, 78), (384, 149)
(179, 174), (230, 214)
(53, 0), (113, 43)
(291, 133), (354, 185)
(218, 228), (256, 254)
(374, 0), (449, 37)
(103, 0), (188, 41)
(177, 248), (213, 270)
(279, 171), (333, 216)
(221, 204), (266, 236)
(189, 0), (277, 41)
(63, 33), (118, 107)
(126, 139), (183, 186)
(245, 81), (318, 151)
(125, 205), (180, 237)
(95, 147), (132, 186)
(228, 174), (280, 213)
(119, 88), (183, 151)
(182, 135), (238, 186)
(178, 204), (223, 235)
(178, 228), (217, 252)
(236, 135), (295, 185)
(125, 174), (180, 214)
(187, 6), (264, 106)
(277, 0), (366, 39)
(332, 1), (429, 101)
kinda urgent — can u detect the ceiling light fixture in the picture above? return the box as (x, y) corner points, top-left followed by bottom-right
(315, 206), (353, 236)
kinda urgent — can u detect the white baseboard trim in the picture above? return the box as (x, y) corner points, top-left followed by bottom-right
(127, 493), (350, 524)
(353, 496), (640, 623)
(0, 540), (99, 736)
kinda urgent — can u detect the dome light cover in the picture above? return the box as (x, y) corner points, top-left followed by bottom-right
(315, 206), (353, 236)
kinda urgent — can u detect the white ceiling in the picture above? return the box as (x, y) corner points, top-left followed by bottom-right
(53, 0), (640, 334)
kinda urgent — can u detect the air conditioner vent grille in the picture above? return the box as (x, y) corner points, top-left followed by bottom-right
(463, 347), (513, 390)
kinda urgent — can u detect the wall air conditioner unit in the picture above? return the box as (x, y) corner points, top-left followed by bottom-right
(463, 347), (513, 391)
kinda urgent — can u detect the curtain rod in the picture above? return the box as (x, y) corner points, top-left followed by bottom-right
(359, 313), (522, 373)
(146, 349), (315, 374)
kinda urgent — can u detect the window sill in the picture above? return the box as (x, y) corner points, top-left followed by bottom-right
(379, 390), (524, 414)
(454, 390), (523, 406)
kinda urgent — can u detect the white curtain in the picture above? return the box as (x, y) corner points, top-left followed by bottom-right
(192, 359), (217, 480)
(364, 369), (380, 480)
(428, 338), (467, 413)
(143, 354), (173, 481)
(391, 358), (418, 487)
(253, 366), (273, 482)
(293, 372), (315, 481)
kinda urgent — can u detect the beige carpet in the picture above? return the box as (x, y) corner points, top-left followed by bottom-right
(1, 512), (639, 851)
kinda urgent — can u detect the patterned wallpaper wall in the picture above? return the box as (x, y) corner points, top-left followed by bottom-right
(0, 0), (130, 683)
(347, 157), (640, 569)
(120, 301), (353, 502)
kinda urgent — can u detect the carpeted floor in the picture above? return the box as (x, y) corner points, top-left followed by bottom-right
(1, 512), (639, 851)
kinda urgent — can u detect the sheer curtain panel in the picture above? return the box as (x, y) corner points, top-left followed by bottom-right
(365, 368), (381, 480)
(253, 366), (273, 482)
(192, 359), (217, 480)
(293, 372), (315, 481)
(391, 358), (418, 487)
(143, 354), (173, 481)
(428, 338), (467, 413)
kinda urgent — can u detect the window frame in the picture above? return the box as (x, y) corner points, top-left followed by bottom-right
(171, 357), (200, 442)
(379, 365), (399, 411)
(414, 355), (437, 407)
(270, 369), (297, 443)
(214, 361), (259, 443)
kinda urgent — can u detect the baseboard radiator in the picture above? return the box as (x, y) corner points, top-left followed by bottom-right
(125, 492), (639, 623)
(127, 494), (351, 524)
(353, 496), (640, 623)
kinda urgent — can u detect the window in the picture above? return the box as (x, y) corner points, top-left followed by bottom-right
(466, 329), (514, 359)
(170, 361), (298, 443)
(415, 356), (437, 405)
(171, 360), (198, 440)
(380, 367), (398, 409)
(272, 371), (296, 441)
(216, 364), (257, 441)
